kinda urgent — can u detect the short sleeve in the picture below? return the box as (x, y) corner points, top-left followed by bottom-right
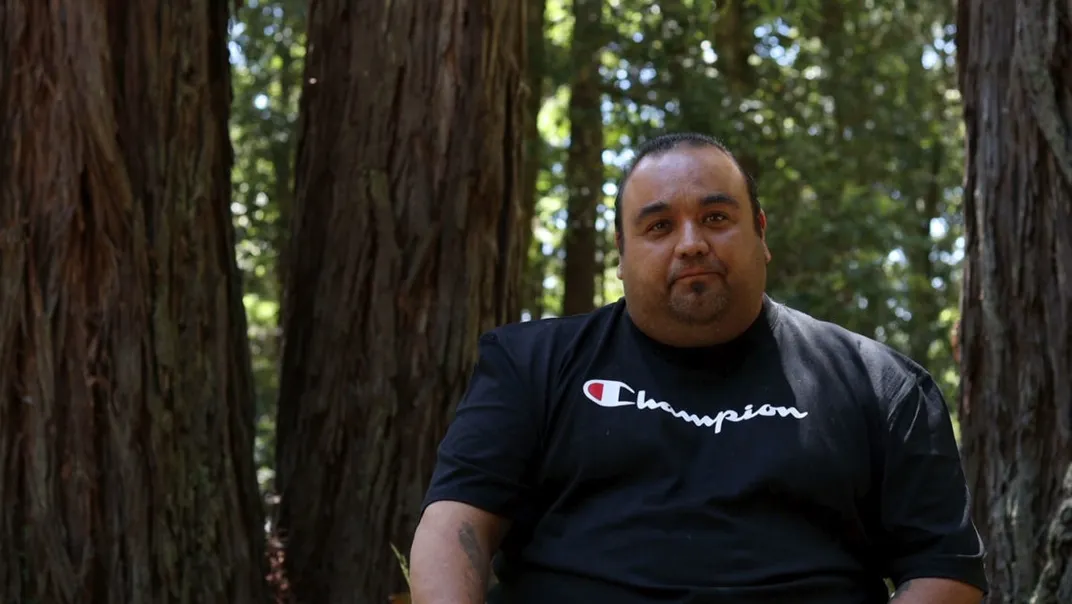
(874, 372), (989, 593)
(420, 332), (542, 520)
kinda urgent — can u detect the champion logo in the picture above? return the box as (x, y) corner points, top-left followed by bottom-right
(583, 379), (808, 434)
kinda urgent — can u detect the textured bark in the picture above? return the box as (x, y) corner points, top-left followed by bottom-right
(561, 0), (604, 316)
(0, 1), (267, 603)
(1030, 464), (1072, 603)
(274, 1), (526, 602)
(956, 0), (1072, 602)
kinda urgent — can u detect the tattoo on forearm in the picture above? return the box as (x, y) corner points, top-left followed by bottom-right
(458, 521), (487, 582)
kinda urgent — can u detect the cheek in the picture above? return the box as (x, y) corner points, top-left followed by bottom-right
(711, 232), (759, 268)
(622, 250), (665, 283)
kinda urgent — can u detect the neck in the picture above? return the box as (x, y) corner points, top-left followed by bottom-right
(627, 295), (767, 349)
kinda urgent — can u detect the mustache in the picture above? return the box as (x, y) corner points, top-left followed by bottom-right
(667, 261), (727, 284)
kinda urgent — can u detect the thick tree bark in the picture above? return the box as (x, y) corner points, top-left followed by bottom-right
(274, 1), (526, 602)
(562, 0), (604, 316)
(1030, 464), (1072, 603)
(0, 2), (267, 603)
(956, 0), (1072, 602)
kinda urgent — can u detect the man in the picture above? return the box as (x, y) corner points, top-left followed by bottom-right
(409, 132), (988, 603)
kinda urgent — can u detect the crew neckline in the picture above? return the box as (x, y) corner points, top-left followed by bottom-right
(622, 295), (781, 370)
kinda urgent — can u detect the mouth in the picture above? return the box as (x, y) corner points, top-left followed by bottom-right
(672, 269), (722, 283)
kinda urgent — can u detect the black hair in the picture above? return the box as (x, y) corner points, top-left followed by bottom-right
(612, 132), (762, 246)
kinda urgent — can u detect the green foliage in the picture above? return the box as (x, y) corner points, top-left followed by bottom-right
(229, 0), (969, 499)
(529, 0), (965, 408)
(391, 543), (411, 587)
(229, 0), (306, 496)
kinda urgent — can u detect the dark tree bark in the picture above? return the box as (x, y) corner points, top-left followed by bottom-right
(956, 0), (1072, 602)
(561, 0), (604, 316)
(1031, 464), (1072, 603)
(0, 2), (267, 603)
(274, 1), (527, 602)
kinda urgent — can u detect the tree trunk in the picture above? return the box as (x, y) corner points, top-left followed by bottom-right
(273, 1), (526, 602)
(561, 0), (604, 316)
(708, 0), (758, 176)
(1030, 464), (1072, 603)
(692, 0), (759, 177)
(0, 2), (267, 603)
(521, 0), (548, 319)
(956, 0), (1072, 602)
(906, 145), (943, 366)
(273, 37), (298, 299)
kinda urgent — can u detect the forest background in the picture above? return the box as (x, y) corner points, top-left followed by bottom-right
(2, 0), (1069, 603)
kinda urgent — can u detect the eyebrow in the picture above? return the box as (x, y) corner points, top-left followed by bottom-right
(633, 193), (740, 226)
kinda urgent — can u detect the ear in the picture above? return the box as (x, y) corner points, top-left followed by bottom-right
(615, 232), (624, 279)
(758, 210), (772, 264)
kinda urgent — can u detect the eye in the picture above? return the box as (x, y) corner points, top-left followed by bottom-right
(648, 219), (671, 232)
(703, 213), (728, 224)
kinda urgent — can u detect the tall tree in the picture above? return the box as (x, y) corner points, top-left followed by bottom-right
(562, 0), (605, 316)
(956, 0), (1072, 602)
(521, 0), (549, 319)
(273, 1), (527, 602)
(0, 2), (267, 603)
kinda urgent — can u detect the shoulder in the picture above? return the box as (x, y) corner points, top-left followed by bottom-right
(772, 301), (930, 405)
(478, 300), (625, 370)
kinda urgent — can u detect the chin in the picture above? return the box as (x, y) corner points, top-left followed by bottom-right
(669, 300), (729, 325)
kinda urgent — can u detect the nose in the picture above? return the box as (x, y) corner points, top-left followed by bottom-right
(674, 221), (710, 257)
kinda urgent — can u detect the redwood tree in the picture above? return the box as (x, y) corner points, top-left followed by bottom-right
(521, 0), (548, 319)
(0, 2), (267, 603)
(274, 2), (527, 602)
(561, 0), (604, 316)
(956, 0), (1072, 602)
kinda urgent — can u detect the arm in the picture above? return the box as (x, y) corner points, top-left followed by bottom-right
(410, 333), (542, 604)
(410, 501), (509, 604)
(889, 578), (983, 603)
(874, 372), (989, 601)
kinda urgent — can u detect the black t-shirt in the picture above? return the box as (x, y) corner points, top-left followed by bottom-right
(421, 296), (988, 603)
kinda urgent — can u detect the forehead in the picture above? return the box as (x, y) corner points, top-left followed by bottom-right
(621, 145), (747, 215)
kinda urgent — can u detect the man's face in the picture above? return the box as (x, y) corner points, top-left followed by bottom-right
(616, 145), (771, 327)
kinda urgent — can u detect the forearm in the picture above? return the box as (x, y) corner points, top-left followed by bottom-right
(890, 578), (984, 603)
(410, 519), (491, 604)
